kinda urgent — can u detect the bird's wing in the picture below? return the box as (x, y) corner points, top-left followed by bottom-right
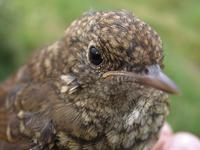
(0, 75), (18, 139)
(0, 75), (16, 106)
(0, 86), (8, 141)
(0, 77), (29, 149)
(0, 79), (58, 149)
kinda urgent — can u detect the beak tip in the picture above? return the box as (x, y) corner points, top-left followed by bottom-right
(171, 86), (180, 95)
(158, 78), (180, 95)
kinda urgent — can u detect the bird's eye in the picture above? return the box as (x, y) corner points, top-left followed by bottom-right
(144, 67), (149, 74)
(89, 46), (103, 66)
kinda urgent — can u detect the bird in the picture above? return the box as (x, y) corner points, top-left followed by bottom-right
(0, 10), (178, 150)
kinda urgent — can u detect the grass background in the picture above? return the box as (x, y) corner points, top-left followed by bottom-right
(0, 0), (200, 136)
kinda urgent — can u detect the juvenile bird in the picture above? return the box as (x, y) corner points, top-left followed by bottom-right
(0, 10), (178, 150)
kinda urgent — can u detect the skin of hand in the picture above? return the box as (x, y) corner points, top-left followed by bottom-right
(153, 123), (200, 150)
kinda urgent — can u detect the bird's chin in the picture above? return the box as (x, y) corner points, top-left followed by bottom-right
(100, 77), (168, 106)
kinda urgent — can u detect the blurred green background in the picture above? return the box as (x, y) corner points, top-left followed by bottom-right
(0, 0), (200, 136)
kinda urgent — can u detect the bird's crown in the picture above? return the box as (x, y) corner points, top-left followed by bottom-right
(65, 10), (163, 72)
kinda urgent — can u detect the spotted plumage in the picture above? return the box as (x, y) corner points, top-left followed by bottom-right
(0, 10), (178, 150)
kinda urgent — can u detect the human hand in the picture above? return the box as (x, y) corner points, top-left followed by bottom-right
(153, 123), (200, 150)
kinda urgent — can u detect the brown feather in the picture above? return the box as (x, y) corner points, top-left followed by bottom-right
(0, 109), (9, 141)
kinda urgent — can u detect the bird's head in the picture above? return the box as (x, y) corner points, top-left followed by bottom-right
(63, 11), (178, 98)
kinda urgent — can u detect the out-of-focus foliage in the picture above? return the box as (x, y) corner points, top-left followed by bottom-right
(0, 0), (200, 136)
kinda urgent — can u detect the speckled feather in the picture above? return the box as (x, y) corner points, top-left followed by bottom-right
(0, 11), (169, 150)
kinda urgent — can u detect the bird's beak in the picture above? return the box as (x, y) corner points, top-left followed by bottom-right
(102, 65), (179, 94)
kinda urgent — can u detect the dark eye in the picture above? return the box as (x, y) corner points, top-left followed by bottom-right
(89, 46), (103, 66)
(144, 67), (149, 74)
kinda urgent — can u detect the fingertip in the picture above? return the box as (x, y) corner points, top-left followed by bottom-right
(163, 132), (200, 150)
(161, 122), (173, 136)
